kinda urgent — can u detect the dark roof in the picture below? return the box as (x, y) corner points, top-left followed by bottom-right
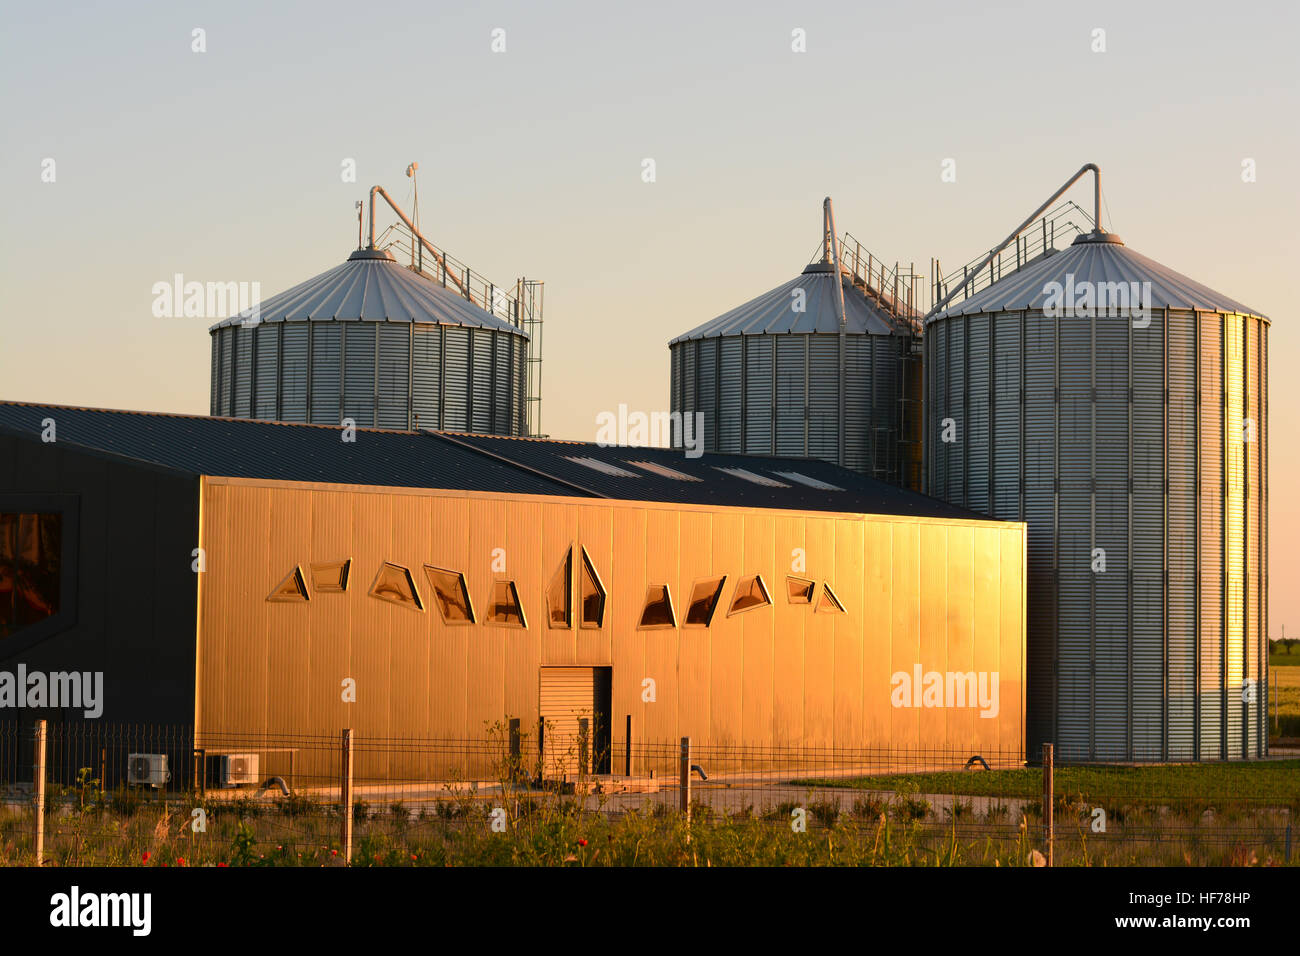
(0, 401), (985, 520)
(0, 402), (575, 498)
(434, 432), (980, 519)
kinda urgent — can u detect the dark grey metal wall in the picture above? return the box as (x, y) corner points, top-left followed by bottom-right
(0, 431), (200, 727)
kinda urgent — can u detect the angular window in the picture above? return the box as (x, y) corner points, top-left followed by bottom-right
(268, 565), (309, 603)
(546, 547), (573, 629)
(424, 566), (474, 623)
(310, 559), (351, 593)
(786, 575), (816, 604)
(0, 513), (63, 636)
(369, 562), (423, 611)
(817, 583), (846, 614)
(579, 547), (606, 629)
(638, 584), (676, 629)
(727, 574), (772, 616)
(684, 576), (726, 627)
(486, 580), (527, 628)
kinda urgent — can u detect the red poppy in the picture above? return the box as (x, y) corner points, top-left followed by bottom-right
(176, 857), (185, 866)
(577, 838), (588, 847)
(141, 851), (151, 864)
(217, 862), (228, 867)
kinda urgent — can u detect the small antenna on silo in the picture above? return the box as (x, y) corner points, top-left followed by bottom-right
(406, 162), (420, 268)
(356, 201), (364, 249)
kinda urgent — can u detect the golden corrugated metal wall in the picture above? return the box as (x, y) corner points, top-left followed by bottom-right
(196, 477), (1026, 778)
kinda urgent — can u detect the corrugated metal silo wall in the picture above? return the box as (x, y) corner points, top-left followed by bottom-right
(925, 308), (1268, 761)
(669, 334), (911, 484)
(195, 477), (1026, 780)
(209, 323), (529, 435)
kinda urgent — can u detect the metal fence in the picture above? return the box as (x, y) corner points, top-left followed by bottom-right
(1, 721), (1294, 867)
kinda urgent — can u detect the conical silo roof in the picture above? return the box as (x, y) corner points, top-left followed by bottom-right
(669, 262), (902, 344)
(931, 231), (1265, 321)
(209, 247), (527, 335)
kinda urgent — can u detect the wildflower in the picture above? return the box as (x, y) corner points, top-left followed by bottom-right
(141, 851), (151, 864)
(331, 849), (338, 857)
(177, 857), (185, 866)
(217, 862), (228, 868)
(577, 838), (588, 847)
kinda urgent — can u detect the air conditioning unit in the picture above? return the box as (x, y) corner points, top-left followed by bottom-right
(127, 753), (170, 788)
(220, 753), (259, 787)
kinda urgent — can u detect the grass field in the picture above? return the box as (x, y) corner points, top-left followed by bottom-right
(793, 759), (1300, 806)
(1, 781), (1294, 867)
(1269, 663), (1300, 739)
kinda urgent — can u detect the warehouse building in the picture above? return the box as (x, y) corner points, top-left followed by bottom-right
(0, 401), (1025, 782)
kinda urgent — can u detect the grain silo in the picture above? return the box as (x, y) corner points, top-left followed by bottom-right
(669, 199), (922, 487)
(925, 164), (1268, 761)
(210, 187), (534, 435)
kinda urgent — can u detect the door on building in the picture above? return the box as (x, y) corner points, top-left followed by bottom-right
(539, 667), (611, 779)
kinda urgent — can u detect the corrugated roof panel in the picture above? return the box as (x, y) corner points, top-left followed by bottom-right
(209, 248), (528, 336)
(932, 234), (1266, 319)
(0, 402), (574, 497)
(669, 263), (900, 343)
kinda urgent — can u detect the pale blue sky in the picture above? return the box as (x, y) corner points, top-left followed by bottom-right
(2, 0), (1297, 628)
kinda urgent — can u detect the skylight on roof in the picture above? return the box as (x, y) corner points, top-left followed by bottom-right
(626, 460), (703, 481)
(713, 467), (791, 488)
(564, 456), (640, 478)
(771, 470), (844, 491)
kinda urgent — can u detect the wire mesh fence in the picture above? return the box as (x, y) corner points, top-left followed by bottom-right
(0, 720), (1295, 867)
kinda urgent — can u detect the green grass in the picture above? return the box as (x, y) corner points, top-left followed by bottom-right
(1269, 665), (1300, 738)
(792, 760), (1300, 806)
(1271, 639), (1300, 666)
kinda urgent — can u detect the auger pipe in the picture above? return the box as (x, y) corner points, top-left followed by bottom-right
(927, 163), (1101, 319)
(367, 184), (472, 302)
(825, 197), (849, 468)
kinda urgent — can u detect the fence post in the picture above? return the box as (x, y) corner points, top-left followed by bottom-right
(624, 715), (632, 777)
(340, 728), (354, 865)
(1042, 742), (1054, 867)
(679, 736), (691, 840)
(34, 720), (47, 867)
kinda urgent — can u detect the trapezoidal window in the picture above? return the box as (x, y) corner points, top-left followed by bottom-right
(310, 559), (351, 593)
(817, 583), (846, 614)
(268, 565), (309, 603)
(684, 575), (726, 627)
(727, 574), (772, 617)
(486, 580), (527, 628)
(579, 547), (606, 629)
(424, 566), (474, 624)
(0, 512), (64, 634)
(638, 584), (676, 629)
(786, 575), (815, 604)
(546, 547), (573, 629)
(369, 562), (423, 611)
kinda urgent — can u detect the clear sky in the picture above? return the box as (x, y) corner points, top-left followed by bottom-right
(1, 0), (1296, 632)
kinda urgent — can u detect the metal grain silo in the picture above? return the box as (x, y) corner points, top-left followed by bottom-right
(925, 165), (1268, 761)
(209, 245), (529, 434)
(669, 199), (922, 487)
